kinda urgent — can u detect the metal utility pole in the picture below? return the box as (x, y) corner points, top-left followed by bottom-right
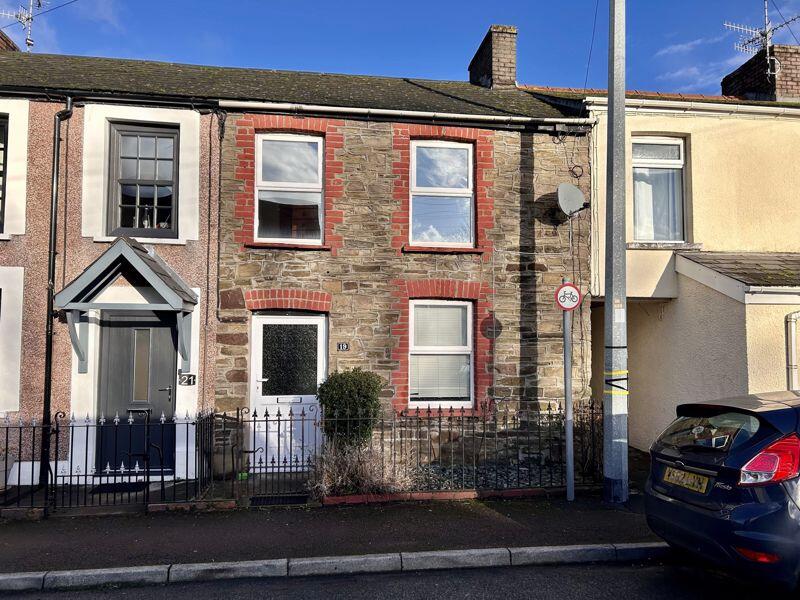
(603, 0), (629, 504)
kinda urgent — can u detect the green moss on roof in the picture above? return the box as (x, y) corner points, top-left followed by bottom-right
(0, 52), (579, 119)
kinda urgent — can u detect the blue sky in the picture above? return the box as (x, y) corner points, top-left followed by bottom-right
(2, 0), (800, 94)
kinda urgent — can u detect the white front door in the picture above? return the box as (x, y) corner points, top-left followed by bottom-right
(249, 314), (327, 471)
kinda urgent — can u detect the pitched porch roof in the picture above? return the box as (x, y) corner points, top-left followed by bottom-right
(54, 237), (197, 312)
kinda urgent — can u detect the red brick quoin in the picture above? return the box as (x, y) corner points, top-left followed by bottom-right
(390, 278), (493, 414)
(245, 289), (332, 313)
(391, 124), (495, 259)
(232, 114), (344, 254)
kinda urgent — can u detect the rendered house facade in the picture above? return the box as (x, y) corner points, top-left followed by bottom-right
(527, 45), (800, 449)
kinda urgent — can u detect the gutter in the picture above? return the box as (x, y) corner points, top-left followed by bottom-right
(787, 312), (800, 391)
(216, 99), (596, 125)
(40, 96), (73, 488)
(584, 95), (800, 119)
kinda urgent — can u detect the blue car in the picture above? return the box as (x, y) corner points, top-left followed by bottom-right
(645, 391), (800, 588)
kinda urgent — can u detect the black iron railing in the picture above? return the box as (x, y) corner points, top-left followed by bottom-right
(1, 403), (602, 513)
(1, 411), (216, 512)
(229, 403), (603, 502)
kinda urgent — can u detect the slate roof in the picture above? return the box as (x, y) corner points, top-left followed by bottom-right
(678, 251), (800, 287)
(125, 238), (198, 305)
(0, 52), (578, 119)
(524, 85), (800, 111)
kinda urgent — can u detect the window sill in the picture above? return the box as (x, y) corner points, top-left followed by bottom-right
(402, 245), (485, 255)
(92, 235), (187, 246)
(0, 234), (12, 241)
(626, 242), (702, 251)
(244, 242), (332, 251)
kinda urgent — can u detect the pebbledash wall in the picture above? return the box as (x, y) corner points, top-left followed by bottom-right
(0, 99), (220, 420)
(215, 113), (592, 414)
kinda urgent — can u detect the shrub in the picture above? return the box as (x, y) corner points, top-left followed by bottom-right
(308, 444), (417, 498)
(317, 368), (383, 447)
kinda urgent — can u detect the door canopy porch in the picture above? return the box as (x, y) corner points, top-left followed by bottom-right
(54, 237), (198, 373)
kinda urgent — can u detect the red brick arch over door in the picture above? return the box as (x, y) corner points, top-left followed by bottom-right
(390, 278), (493, 414)
(244, 289), (332, 313)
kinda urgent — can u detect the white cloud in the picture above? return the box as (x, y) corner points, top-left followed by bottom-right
(74, 0), (123, 30)
(655, 34), (727, 57)
(656, 55), (748, 93)
(415, 225), (445, 243)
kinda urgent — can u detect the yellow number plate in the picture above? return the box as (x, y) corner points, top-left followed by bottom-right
(663, 466), (709, 494)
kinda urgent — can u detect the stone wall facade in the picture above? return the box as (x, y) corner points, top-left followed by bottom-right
(215, 113), (591, 414)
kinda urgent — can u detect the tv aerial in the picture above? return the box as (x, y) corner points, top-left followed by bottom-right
(725, 0), (800, 77)
(557, 183), (589, 218)
(0, 1), (45, 51)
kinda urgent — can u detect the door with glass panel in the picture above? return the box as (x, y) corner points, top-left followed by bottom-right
(97, 311), (177, 474)
(249, 315), (327, 472)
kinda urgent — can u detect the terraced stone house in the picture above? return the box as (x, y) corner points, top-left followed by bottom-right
(0, 25), (592, 489)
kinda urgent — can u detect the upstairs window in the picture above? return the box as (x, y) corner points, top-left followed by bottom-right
(107, 123), (179, 239)
(410, 141), (474, 247)
(0, 117), (7, 234)
(409, 300), (473, 408)
(255, 133), (323, 245)
(632, 137), (685, 242)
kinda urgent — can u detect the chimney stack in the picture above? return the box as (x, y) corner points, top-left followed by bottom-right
(468, 25), (517, 89)
(0, 30), (19, 51)
(722, 45), (800, 101)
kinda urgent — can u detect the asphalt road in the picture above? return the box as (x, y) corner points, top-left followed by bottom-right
(3, 561), (774, 599)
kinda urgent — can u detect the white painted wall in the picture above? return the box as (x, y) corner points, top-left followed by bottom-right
(81, 104), (200, 244)
(0, 99), (29, 238)
(0, 267), (24, 412)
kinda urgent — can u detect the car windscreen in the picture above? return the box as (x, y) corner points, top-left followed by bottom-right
(658, 411), (760, 453)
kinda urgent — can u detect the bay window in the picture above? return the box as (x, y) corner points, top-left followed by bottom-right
(632, 137), (685, 242)
(255, 133), (323, 244)
(410, 141), (474, 247)
(409, 300), (473, 407)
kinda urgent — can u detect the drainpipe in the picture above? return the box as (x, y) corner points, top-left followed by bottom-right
(39, 97), (73, 487)
(787, 311), (800, 391)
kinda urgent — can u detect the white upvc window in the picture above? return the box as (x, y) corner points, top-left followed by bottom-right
(255, 133), (324, 245)
(409, 300), (473, 408)
(632, 137), (685, 242)
(410, 140), (474, 247)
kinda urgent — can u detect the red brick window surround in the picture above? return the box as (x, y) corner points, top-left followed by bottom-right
(391, 125), (494, 258)
(233, 115), (344, 254)
(390, 279), (493, 414)
(245, 289), (332, 313)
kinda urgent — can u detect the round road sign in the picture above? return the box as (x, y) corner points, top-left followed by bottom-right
(555, 283), (582, 311)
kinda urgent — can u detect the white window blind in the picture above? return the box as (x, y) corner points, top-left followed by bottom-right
(409, 301), (473, 407)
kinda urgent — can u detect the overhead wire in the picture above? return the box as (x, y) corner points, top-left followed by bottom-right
(770, 0), (800, 45)
(1, 0), (82, 30)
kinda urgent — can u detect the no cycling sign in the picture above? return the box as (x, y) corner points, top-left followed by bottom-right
(555, 282), (582, 311)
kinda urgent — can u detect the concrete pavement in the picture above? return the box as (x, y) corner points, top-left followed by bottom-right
(0, 495), (655, 574)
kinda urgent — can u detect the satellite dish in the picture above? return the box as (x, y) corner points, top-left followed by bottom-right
(557, 183), (587, 217)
